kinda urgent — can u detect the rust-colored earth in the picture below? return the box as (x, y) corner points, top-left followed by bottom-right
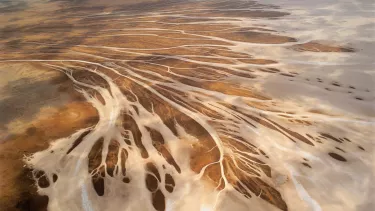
(0, 0), (373, 211)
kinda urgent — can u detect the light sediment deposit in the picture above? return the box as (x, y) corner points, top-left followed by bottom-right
(0, 0), (374, 211)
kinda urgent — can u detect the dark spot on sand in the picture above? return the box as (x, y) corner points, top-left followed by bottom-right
(152, 189), (165, 211)
(320, 133), (343, 143)
(302, 162), (311, 168)
(52, 174), (58, 183)
(281, 73), (295, 77)
(122, 177), (130, 183)
(328, 152), (347, 162)
(165, 173), (175, 193)
(146, 174), (159, 192)
(343, 138), (351, 142)
(306, 134), (314, 140)
(335, 147), (345, 153)
(92, 175), (105, 196)
(37, 174), (50, 188)
(332, 82), (340, 87)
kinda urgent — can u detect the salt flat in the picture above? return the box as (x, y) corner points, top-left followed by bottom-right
(0, 0), (374, 210)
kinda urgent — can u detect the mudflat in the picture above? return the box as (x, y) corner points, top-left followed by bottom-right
(0, 0), (374, 211)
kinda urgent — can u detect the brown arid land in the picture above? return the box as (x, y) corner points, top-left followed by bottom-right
(0, 0), (374, 211)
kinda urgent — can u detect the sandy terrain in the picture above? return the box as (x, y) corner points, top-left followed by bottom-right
(0, 0), (374, 211)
